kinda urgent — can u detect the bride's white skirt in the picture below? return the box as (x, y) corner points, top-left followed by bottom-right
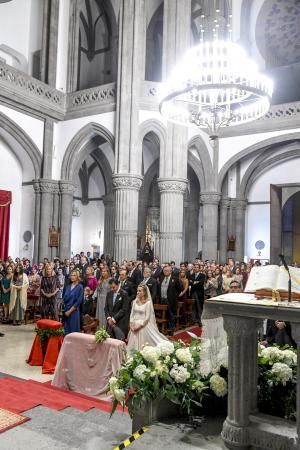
(127, 321), (168, 353)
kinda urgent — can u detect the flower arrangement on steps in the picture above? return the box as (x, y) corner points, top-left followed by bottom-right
(109, 339), (297, 429)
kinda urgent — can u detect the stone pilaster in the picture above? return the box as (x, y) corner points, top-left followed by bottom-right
(102, 193), (115, 258)
(51, 182), (60, 259)
(158, 178), (187, 264)
(222, 316), (258, 449)
(200, 192), (221, 261)
(42, 118), (54, 179)
(33, 180), (41, 263)
(184, 200), (200, 262)
(219, 197), (230, 264)
(113, 174), (143, 262)
(233, 198), (247, 263)
(37, 179), (58, 261)
(59, 181), (75, 261)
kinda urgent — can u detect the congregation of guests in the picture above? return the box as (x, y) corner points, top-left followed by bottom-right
(0, 253), (297, 346)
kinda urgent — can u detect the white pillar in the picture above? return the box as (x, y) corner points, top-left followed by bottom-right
(200, 192), (221, 261)
(103, 193), (115, 258)
(113, 174), (143, 261)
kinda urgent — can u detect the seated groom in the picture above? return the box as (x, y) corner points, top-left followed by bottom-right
(104, 278), (129, 340)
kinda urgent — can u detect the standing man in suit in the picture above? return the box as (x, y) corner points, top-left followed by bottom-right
(159, 264), (181, 335)
(127, 260), (143, 288)
(152, 260), (162, 282)
(119, 269), (136, 309)
(170, 261), (180, 278)
(142, 267), (158, 302)
(104, 279), (129, 340)
(189, 263), (205, 326)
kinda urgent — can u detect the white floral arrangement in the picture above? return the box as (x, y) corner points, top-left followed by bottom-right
(109, 338), (228, 417)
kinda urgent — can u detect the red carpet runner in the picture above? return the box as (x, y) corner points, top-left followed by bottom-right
(0, 378), (125, 414)
(171, 326), (202, 344)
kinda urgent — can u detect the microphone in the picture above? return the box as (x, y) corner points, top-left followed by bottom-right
(279, 254), (289, 272)
(279, 254), (291, 302)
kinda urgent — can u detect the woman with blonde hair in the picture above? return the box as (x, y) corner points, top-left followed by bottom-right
(127, 284), (167, 353)
(9, 264), (29, 325)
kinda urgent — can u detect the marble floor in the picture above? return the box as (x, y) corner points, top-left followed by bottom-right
(0, 323), (53, 382)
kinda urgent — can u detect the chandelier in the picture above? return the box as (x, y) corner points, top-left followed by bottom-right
(159, 13), (273, 137)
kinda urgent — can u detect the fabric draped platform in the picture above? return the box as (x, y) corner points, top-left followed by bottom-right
(52, 333), (126, 401)
(0, 407), (30, 433)
(0, 377), (126, 414)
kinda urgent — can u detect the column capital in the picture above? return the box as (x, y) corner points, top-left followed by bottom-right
(157, 178), (188, 193)
(59, 181), (76, 195)
(230, 197), (248, 210)
(102, 193), (114, 206)
(223, 316), (257, 338)
(200, 191), (221, 205)
(220, 197), (231, 208)
(112, 174), (143, 190)
(33, 179), (59, 194)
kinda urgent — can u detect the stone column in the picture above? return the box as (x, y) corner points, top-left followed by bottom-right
(59, 181), (75, 261)
(200, 192), (221, 261)
(38, 179), (57, 261)
(103, 193), (115, 258)
(40, 0), (60, 86)
(219, 197), (230, 264)
(51, 183), (60, 259)
(291, 322), (300, 444)
(234, 198), (247, 263)
(222, 316), (257, 449)
(184, 200), (200, 262)
(158, 179), (187, 264)
(113, 174), (143, 262)
(33, 181), (41, 263)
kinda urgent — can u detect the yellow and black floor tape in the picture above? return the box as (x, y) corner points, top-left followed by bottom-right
(113, 427), (148, 450)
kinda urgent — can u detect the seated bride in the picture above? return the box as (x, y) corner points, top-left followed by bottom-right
(127, 284), (168, 353)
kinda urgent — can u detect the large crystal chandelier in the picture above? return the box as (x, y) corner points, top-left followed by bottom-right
(159, 1), (273, 138)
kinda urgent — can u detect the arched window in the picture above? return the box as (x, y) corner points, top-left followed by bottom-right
(145, 3), (163, 82)
(78, 0), (117, 90)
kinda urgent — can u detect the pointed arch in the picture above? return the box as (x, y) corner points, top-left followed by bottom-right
(61, 122), (114, 181)
(188, 134), (213, 191)
(0, 112), (42, 178)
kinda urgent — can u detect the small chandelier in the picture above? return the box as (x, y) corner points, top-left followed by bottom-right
(159, 7), (273, 138)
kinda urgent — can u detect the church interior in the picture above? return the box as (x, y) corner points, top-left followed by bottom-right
(1, 0), (300, 449)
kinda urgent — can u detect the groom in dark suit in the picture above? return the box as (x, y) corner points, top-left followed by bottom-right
(104, 279), (129, 340)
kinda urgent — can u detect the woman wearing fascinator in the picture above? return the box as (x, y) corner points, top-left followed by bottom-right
(127, 283), (168, 353)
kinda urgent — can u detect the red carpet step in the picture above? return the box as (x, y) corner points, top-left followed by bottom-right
(171, 326), (202, 344)
(0, 377), (125, 415)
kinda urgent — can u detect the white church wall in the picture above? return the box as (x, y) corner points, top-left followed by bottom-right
(245, 158), (300, 260)
(71, 201), (104, 256)
(0, 105), (44, 153)
(53, 112), (115, 180)
(19, 184), (35, 259)
(0, 0), (43, 76)
(56, 0), (70, 92)
(0, 139), (22, 258)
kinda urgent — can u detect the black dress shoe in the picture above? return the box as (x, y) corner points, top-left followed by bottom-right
(0, 332), (5, 337)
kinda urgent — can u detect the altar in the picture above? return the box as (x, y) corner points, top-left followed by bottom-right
(205, 293), (300, 450)
(52, 333), (126, 401)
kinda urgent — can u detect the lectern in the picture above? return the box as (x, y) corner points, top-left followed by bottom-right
(205, 294), (300, 450)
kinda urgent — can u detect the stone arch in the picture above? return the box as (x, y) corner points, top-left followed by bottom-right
(61, 122), (115, 181)
(139, 119), (166, 150)
(218, 132), (300, 192)
(0, 112), (42, 178)
(188, 134), (214, 191)
(239, 142), (300, 198)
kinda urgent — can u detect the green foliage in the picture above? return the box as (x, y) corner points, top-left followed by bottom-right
(35, 327), (64, 344)
(95, 326), (110, 344)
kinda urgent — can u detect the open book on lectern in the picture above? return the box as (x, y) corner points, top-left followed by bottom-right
(245, 265), (300, 295)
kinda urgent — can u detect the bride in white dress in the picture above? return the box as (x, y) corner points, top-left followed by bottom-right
(127, 284), (168, 353)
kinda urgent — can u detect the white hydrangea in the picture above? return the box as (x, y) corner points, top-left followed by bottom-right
(114, 388), (126, 402)
(169, 365), (191, 383)
(157, 341), (175, 356)
(271, 362), (293, 386)
(175, 348), (193, 364)
(155, 362), (168, 375)
(260, 346), (282, 364)
(109, 376), (119, 391)
(280, 349), (297, 366)
(209, 374), (228, 397)
(141, 345), (161, 364)
(133, 364), (150, 381)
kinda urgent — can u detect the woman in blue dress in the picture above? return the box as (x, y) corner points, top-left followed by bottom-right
(62, 270), (83, 335)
